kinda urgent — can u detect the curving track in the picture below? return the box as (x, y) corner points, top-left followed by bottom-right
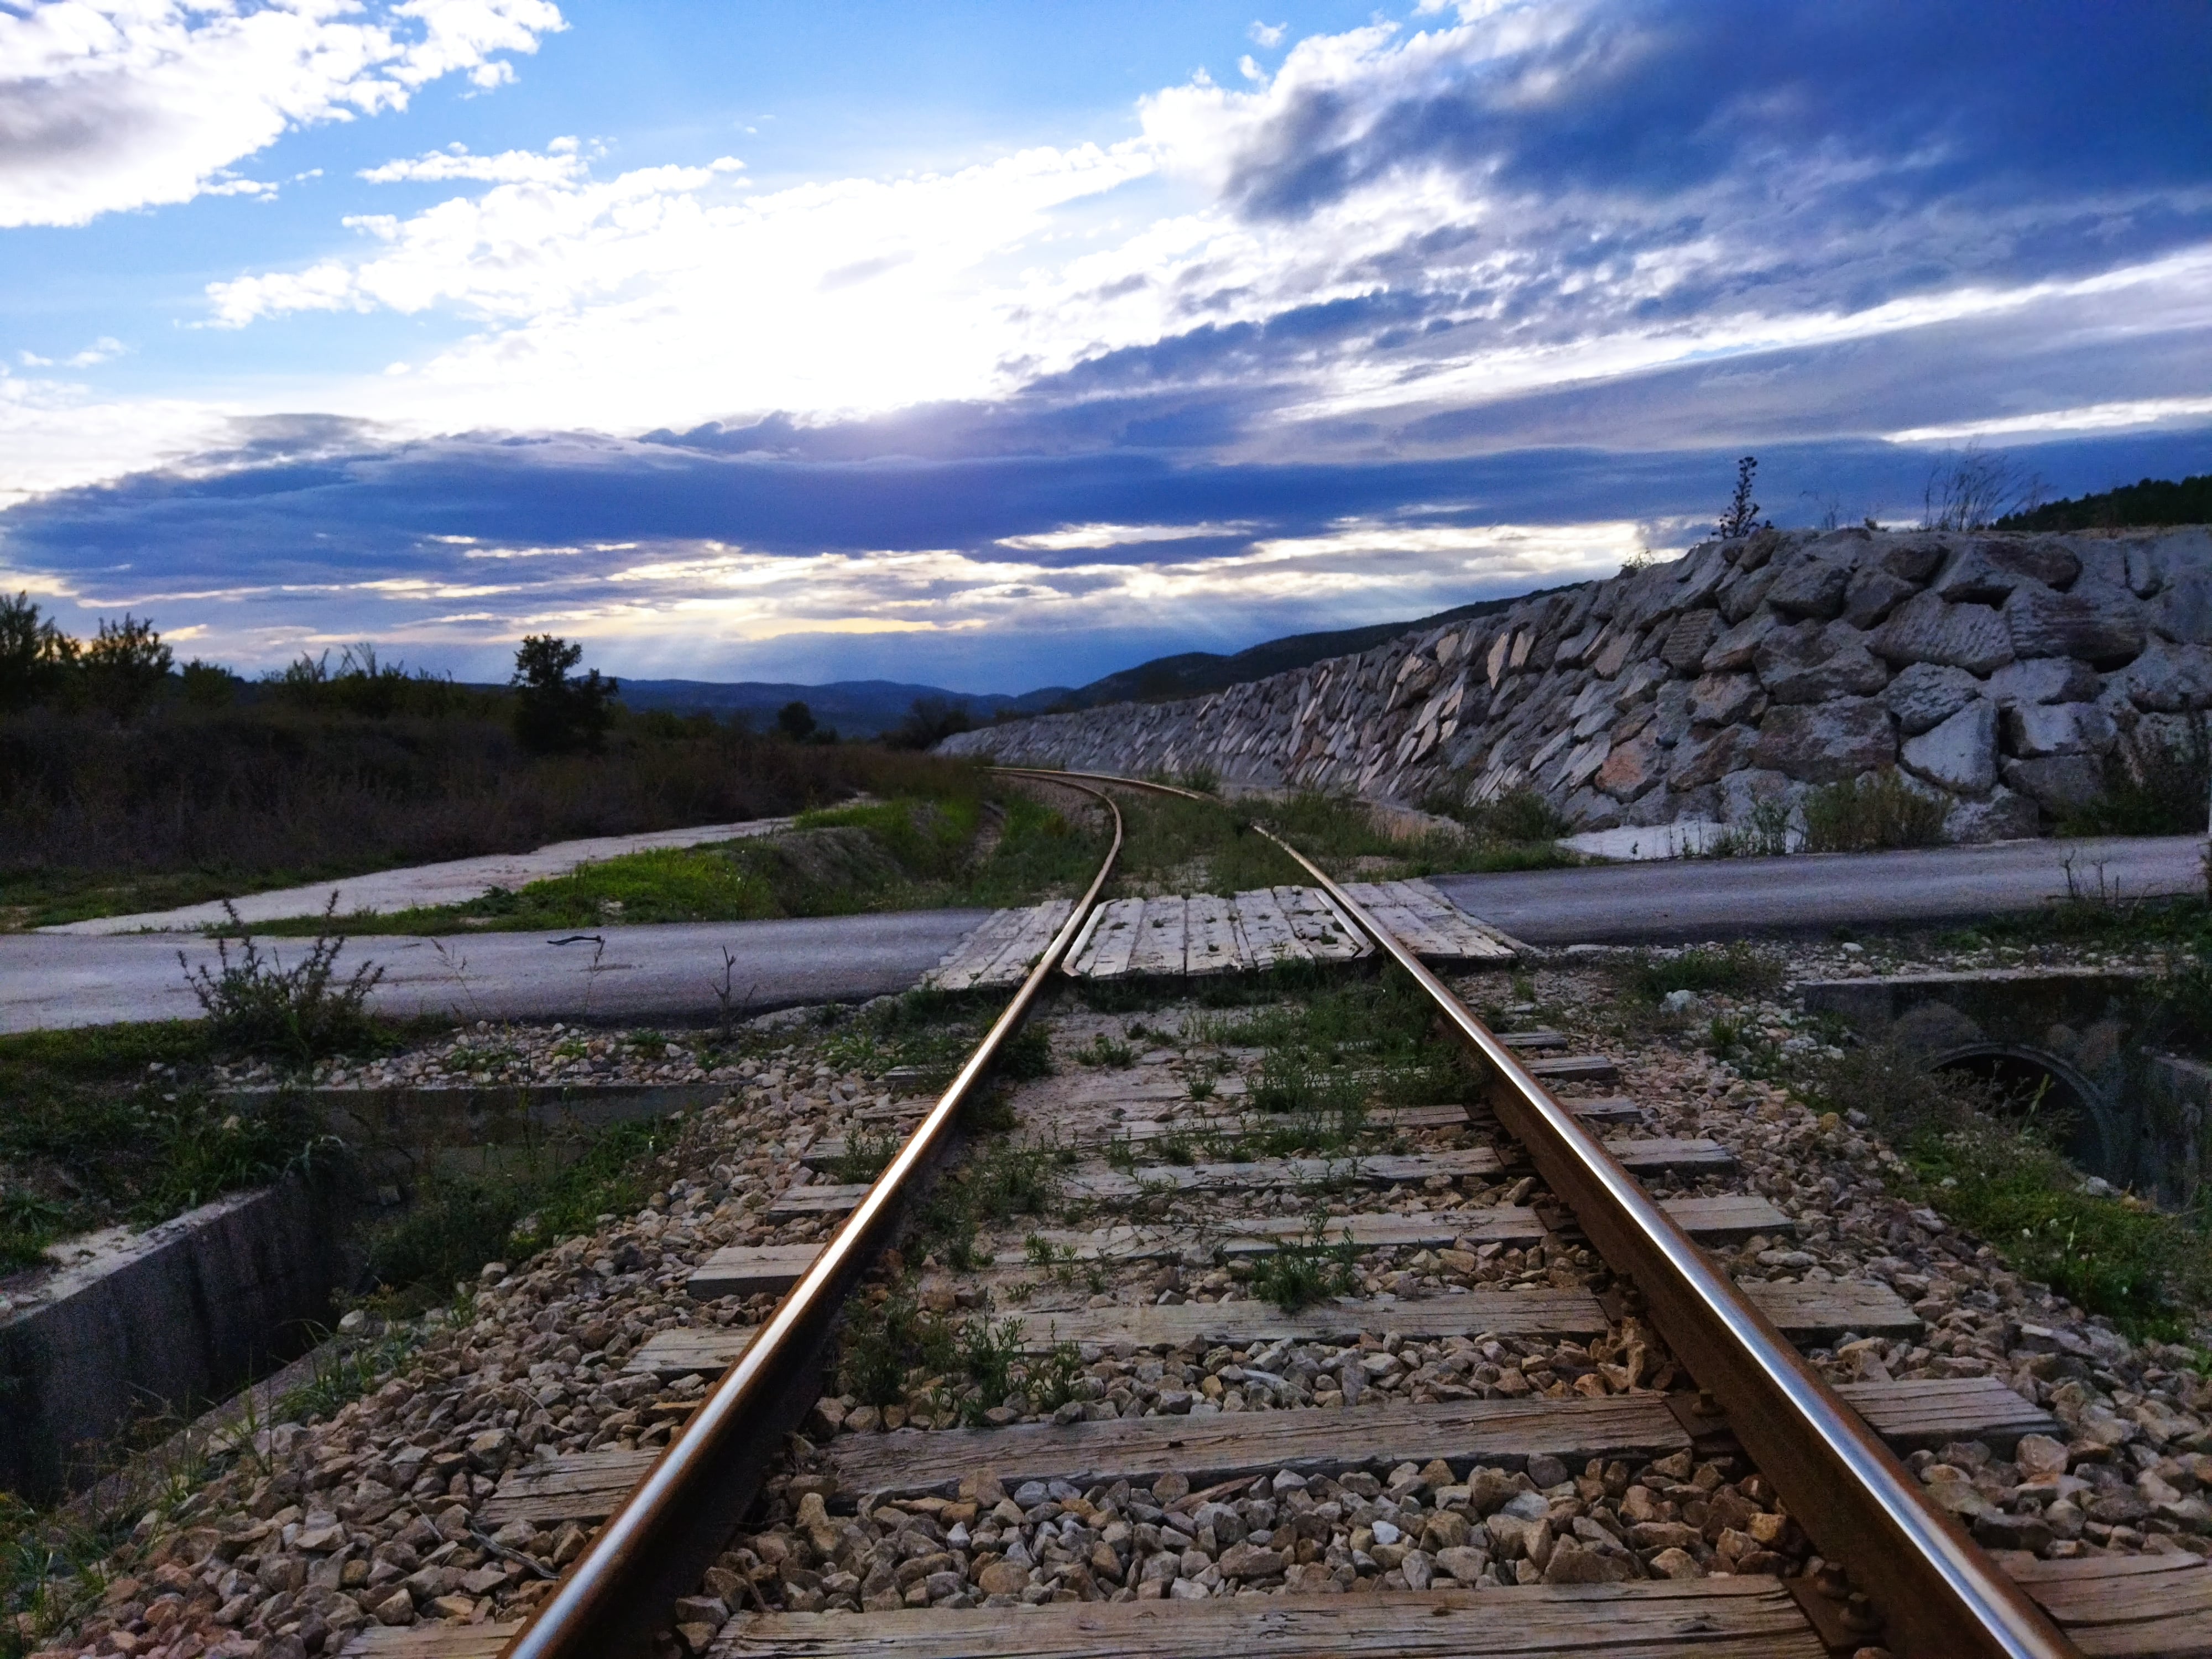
(333, 771), (2205, 1659)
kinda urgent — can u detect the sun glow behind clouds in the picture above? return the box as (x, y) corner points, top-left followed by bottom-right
(28, 517), (1642, 670)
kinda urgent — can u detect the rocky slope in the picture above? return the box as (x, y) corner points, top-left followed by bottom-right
(941, 527), (2212, 839)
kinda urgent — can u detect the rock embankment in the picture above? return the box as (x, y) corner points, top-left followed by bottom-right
(941, 527), (2212, 839)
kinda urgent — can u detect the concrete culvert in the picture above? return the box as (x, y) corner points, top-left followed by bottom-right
(1928, 1042), (2113, 1177)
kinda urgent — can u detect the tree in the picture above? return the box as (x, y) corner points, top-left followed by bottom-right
(180, 659), (240, 708)
(509, 634), (618, 753)
(0, 592), (76, 712)
(775, 700), (817, 742)
(884, 696), (973, 750)
(80, 614), (173, 718)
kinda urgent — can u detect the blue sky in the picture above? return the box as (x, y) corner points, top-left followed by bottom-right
(3, 1), (2210, 693)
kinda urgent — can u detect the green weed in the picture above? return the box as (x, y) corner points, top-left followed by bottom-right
(1074, 1032), (1134, 1068)
(2062, 716), (2211, 837)
(1799, 770), (1948, 853)
(1615, 943), (1783, 1003)
(1249, 1213), (1360, 1312)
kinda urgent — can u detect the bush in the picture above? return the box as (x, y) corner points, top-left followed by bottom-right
(1800, 771), (1948, 853)
(179, 899), (385, 1061)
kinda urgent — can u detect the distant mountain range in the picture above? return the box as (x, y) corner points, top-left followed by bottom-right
(615, 678), (1071, 736)
(619, 587), (1575, 735)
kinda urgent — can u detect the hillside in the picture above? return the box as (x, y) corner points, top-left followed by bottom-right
(1040, 590), (1577, 712)
(618, 593), (1571, 734)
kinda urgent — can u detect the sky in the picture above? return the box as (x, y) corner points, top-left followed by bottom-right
(2, 0), (2210, 695)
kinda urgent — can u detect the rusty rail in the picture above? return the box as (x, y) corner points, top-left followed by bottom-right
(498, 777), (1123, 1659)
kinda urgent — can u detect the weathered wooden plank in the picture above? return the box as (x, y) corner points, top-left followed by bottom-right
(1126, 895), (1190, 977)
(478, 1447), (660, 1525)
(1012, 1281), (1880, 1350)
(765, 1181), (873, 1219)
(1523, 1053), (1622, 1086)
(687, 1242), (843, 1300)
(1068, 1136), (1726, 1200)
(474, 1376), (2034, 1531)
(700, 1193), (1788, 1304)
(634, 1277), (1896, 1377)
(925, 906), (1028, 990)
(1062, 1148), (1503, 1199)
(1338, 879), (1455, 957)
(626, 1323), (760, 1379)
(1016, 1207), (1546, 1264)
(1655, 1193), (1794, 1239)
(1391, 878), (1519, 961)
(1835, 1376), (2057, 1452)
(1184, 893), (1243, 976)
(1496, 1029), (1568, 1051)
(827, 1392), (1688, 1500)
(1071, 896), (1146, 979)
(1343, 878), (1515, 962)
(1563, 1095), (1643, 1124)
(341, 1625), (521, 1658)
(989, 1291), (1610, 1349)
(972, 899), (1073, 986)
(2008, 1552), (2212, 1655)
(1588, 1135), (1733, 1173)
(711, 1579), (1826, 1659)
(1227, 886), (1307, 968)
(1741, 1279), (1921, 1340)
(1274, 885), (1368, 961)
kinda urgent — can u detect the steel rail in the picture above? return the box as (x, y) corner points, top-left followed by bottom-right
(498, 776), (1124, 1659)
(1006, 765), (2076, 1659)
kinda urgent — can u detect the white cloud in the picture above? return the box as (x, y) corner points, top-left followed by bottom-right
(1884, 397), (2212, 444)
(0, 368), (233, 508)
(996, 522), (1255, 552)
(360, 137), (587, 185)
(204, 140), (1161, 428)
(0, 0), (566, 227)
(1247, 20), (1286, 47)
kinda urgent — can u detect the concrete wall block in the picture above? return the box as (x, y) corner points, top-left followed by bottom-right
(0, 1177), (343, 1498)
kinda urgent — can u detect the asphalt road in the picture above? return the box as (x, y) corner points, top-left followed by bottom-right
(0, 909), (989, 1034)
(1431, 833), (2208, 946)
(43, 817), (797, 935)
(9, 834), (2204, 1032)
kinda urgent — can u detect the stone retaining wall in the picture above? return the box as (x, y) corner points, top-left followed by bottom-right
(942, 526), (2212, 839)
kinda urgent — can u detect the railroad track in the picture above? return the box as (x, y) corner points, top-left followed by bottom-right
(330, 771), (2209, 1659)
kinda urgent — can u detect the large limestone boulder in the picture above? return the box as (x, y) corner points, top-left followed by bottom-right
(1745, 698), (1896, 783)
(1901, 700), (1999, 795)
(1884, 662), (1981, 735)
(2004, 580), (2146, 667)
(1870, 592), (2016, 675)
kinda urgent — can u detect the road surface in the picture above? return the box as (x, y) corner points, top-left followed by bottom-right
(8, 834), (2201, 1031)
(0, 910), (987, 1034)
(43, 818), (798, 935)
(1431, 833), (2206, 946)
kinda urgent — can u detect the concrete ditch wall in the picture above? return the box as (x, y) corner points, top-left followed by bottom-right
(0, 1177), (343, 1499)
(0, 1081), (728, 1498)
(942, 525), (2212, 839)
